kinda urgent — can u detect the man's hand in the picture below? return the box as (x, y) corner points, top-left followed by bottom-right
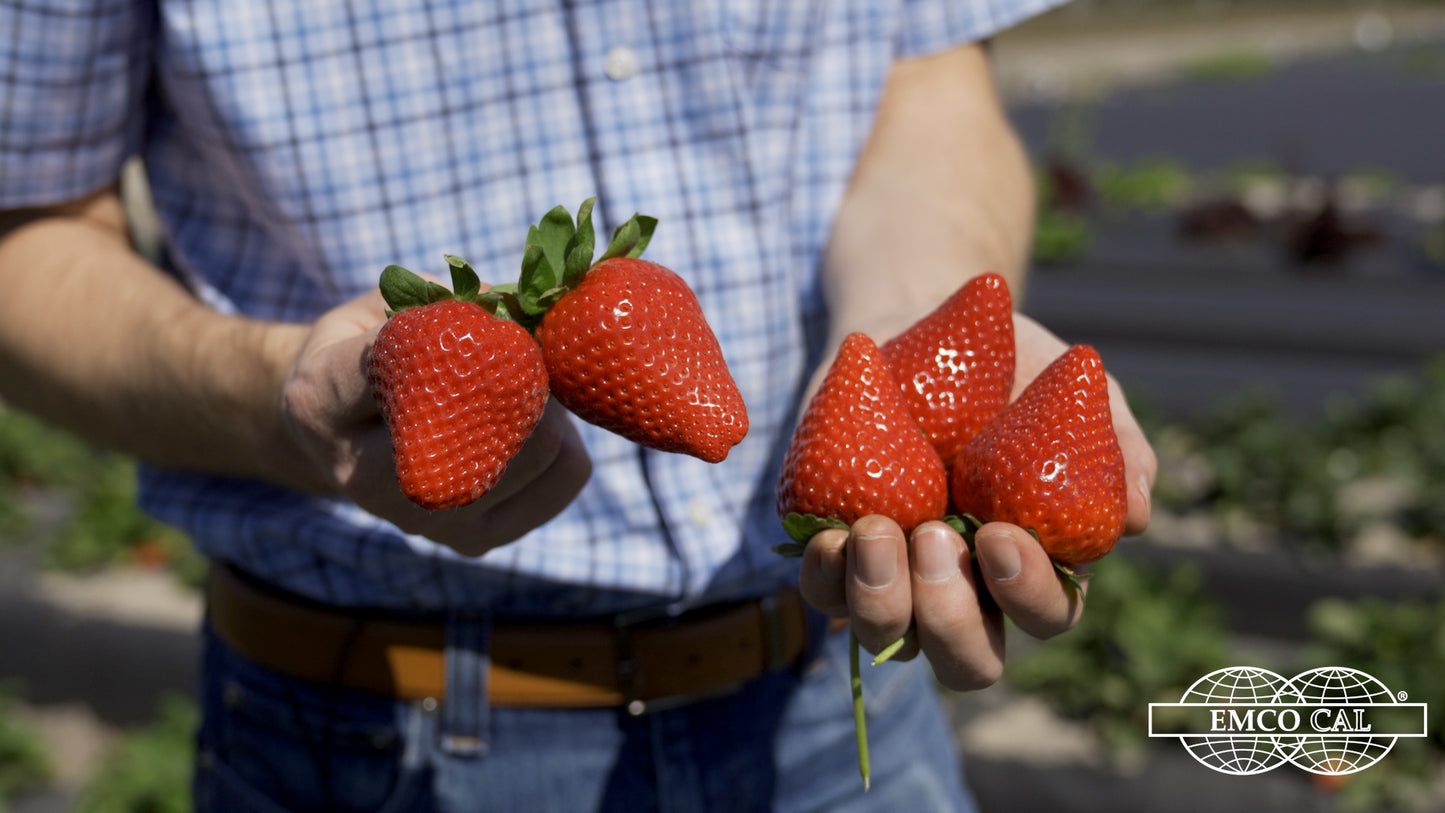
(796, 314), (1157, 690)
(281, 289), (591, 557)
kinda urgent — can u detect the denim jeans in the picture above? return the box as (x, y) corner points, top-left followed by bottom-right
(194, 615), (977, 812)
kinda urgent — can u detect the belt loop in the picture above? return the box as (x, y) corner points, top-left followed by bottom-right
(440, 610), (491, 758)
(759, 593), (785, 671)
(613, 615), (642, 716)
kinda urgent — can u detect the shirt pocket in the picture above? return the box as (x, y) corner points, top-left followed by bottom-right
(718, 0), (826, 68)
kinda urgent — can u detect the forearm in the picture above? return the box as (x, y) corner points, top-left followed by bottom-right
(0, 187), (320, 489)
(823, 43), (1035, 346)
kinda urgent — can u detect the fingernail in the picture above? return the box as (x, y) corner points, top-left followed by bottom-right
(977, 531), (1022, 582)
(854, 533), (896, 589)
(820, 540), (845, 584)
(1138, 474), (1153, 511)
(913, 526), (960, 583)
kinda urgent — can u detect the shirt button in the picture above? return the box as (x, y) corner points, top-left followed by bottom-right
(687, 499), (713, 528)
(604, 45), (639, 81)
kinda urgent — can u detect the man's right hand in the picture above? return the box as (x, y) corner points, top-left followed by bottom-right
(280, 289), (592, 557)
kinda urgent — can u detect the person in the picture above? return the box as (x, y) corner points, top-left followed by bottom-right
(0, 0), (1156, 810)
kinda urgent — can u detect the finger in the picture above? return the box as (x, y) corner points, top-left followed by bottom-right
(328, 288), (390, 333)
(474, 400), (578, 507)
(798, 527), (850, 617)
(845, 515), (913, 654)
(1108, 376), (1158, 536)
(974, 522), (1086, 640)
(908, 522), (1004, 690)
(442, 421), (593, 555)
(1008, 313), (1067, 400)
(328, 327), (386, 426)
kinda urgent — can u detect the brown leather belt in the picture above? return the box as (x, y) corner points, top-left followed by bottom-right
(206, 564), (817, 710)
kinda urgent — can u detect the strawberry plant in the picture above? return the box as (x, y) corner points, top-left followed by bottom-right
(1093, 156), (1194, 212)
(1005, 556), (1231, 760)
(0, 407), (95, 490)
(46, 455), (204, 586)
(1302, 595), (1445, 812)
(0, 407), (99, 540)
(1149, 354), (1445, 562)
(1033, 166), (1095, 264)
(76, 695), (196, 813)
(0, 689), (49, 811)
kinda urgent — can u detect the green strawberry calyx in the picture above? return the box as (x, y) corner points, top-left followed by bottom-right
(375, 197), (655, 328)
(479, 197), (658, 332)
(377, 257), (491, 317)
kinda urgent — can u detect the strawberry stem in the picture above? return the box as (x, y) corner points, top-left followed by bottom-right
(494, 197), (660, 333)
(870, 628), (914, 666)
(849, 626), (871, 791)
(1053, 560), (1091, 596)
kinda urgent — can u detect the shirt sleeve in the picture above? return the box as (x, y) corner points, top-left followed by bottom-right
(0, 0), (154, 209)
(896, 0), (1070, 57)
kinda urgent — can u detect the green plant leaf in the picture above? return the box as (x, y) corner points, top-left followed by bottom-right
(628, 215), (657, 257)
(379, 264), (450, 315)
(781, 513), (849, 544)
(1053, 560), (1091, 596)
(563, 197), (597, 287)
(444, 254), (482, 299)
(599, 218), (639, 263)
(943, 514), (983, 550)
(770, 542), (808, 559)
(516, 244), (552, 316)
(76, 695), (196, 813)
(598, 214), (658, 262)
(478, 283), (525, 324)
(533, 204), (576, 279)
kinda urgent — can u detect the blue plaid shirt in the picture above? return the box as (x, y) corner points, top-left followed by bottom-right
(1, 0), (1061, 616)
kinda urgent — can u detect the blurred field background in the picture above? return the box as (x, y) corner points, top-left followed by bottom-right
(2, 1), (1444, 811)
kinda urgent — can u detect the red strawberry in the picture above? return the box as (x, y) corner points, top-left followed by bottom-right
(777, 332), (948, 534)
(487, 199), (748, 463)
(367, 261), (549, 510)
(950, 344), (1127, 566)
(882, 272), (1015, 467)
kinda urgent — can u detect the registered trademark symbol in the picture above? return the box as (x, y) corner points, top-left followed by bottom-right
(1398, 691), (1408, 701)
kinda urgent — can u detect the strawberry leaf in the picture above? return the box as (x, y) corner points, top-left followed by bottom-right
(1053, 560), (1091, 597)
(516, 244), (552, 316)
(379, 264), (452, 315)
(781, 512), (849, 544)
(444, 254), (482, 300)
(629, 216), (658, 257)
(770, 542), (808, 559)
(563, 197), (597, 287)
(598, 213), (658, 262)
(534, 204), (576, 279)
(478, 283), (526, 324)
(599, 218), (638, 263)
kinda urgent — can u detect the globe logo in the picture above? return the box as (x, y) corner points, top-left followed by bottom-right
(1150, 666), (1429, 777)
(1177, 667), (1297, 775)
